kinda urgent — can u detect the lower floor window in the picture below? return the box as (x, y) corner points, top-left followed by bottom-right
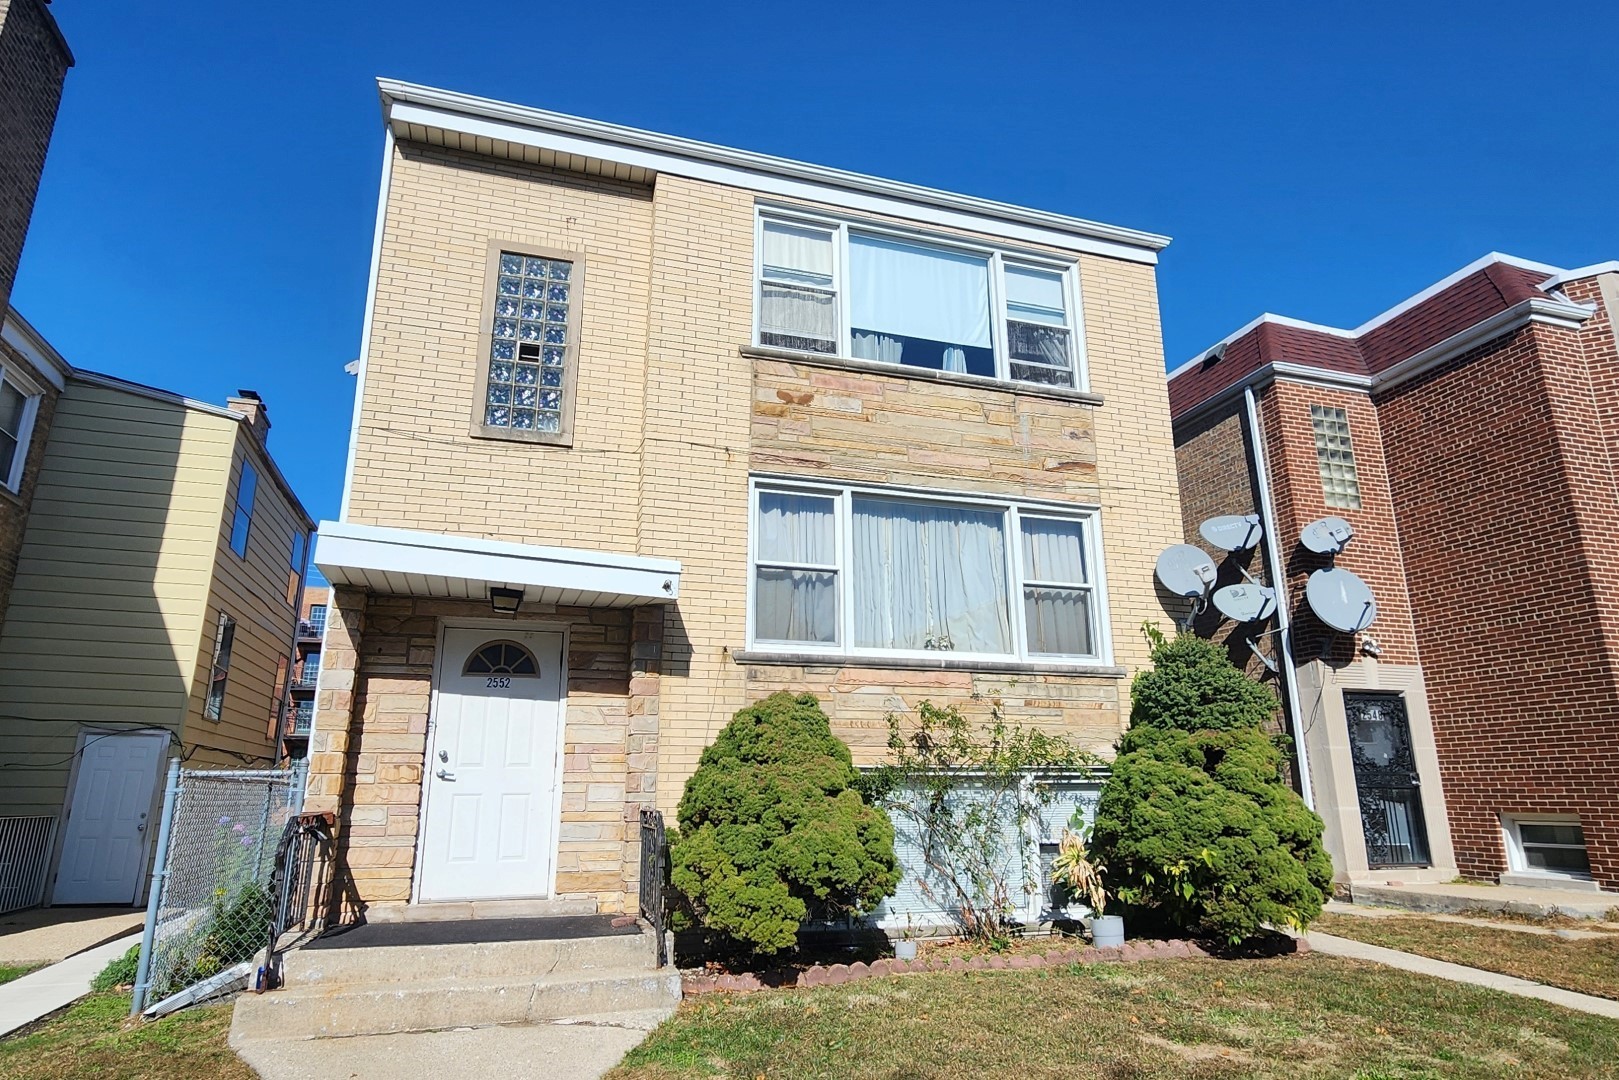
(749, 479), (1104, 663)
(1504, 816), (1591, 878)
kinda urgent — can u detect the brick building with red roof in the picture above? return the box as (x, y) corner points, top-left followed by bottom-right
(1168, 253), (1619, 895)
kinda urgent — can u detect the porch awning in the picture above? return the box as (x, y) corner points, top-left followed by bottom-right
(313, 521), (680, 607)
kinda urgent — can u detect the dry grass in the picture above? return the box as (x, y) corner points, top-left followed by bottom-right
(609, 955), (1619, 1079)
(1316, 912), (1619, 1001)
(0, 991), (253, 1080)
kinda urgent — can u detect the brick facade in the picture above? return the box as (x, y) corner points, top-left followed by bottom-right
(314, 97), (1183, 914)
(0, 0), (70, 314)
(1171, 257), (1619, 891)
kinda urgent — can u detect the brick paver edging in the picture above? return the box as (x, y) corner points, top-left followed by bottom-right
(682, 936), (1306, 995)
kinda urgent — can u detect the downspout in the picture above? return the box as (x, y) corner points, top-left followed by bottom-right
(1243, 385), (1315, 811)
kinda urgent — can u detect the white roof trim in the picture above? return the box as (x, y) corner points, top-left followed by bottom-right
(1537, 261), (1619, 291)
(70, 369), (245, 420)
(1, 311), (69, 391)
(1171, 252), (1568, 379)
(377, 80), (1170, 265)
(314, 521), (681, 607)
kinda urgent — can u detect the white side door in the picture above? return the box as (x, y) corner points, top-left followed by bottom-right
(53, 731), (167, 905)
(418, 627), (564, 902)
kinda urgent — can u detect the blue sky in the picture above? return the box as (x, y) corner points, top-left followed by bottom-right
(15, 1), (1614, 524)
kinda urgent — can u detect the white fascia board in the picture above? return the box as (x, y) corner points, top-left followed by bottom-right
(1373, 297), (1592, 394)
(70, 369), (244, 420)
(314, 521), (681, 602)
(1, 310), (69, 391)
(1167, 312), (1354, 381)
(1537, 261), (1619, 291)
(379, 87), (1169, 265)
(1171, 362), (1372, 427)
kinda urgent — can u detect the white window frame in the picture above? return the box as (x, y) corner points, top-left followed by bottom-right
(1500, 814), (1592, 881)
(752, 207), (1090, 394)
(0, 362), (44, 494)
(746, 476), (1114, 668)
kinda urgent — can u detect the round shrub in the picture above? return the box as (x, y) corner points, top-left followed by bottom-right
(1091, 634), (1332, 942)
(670, 692), (899, 954)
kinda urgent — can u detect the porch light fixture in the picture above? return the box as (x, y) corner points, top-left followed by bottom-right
(489, 587), (525, 614)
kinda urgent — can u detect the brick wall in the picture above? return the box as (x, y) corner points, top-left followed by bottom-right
(0, 0), (70, 313)
(0, 338), (57, 636)
(1376, 319), (1619, 887)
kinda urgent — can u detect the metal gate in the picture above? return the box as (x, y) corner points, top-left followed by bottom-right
(639, 808), (667, 968)
(1345, 692), (1431, 867)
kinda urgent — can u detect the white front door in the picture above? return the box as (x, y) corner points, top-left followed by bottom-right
(418, 627), (565, 902)
(53, 731), (167, 905)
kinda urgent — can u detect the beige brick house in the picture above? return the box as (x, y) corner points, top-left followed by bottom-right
(310, 80), (1183, 918)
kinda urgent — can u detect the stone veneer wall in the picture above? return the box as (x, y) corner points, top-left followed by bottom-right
(304, 589), (660, 913)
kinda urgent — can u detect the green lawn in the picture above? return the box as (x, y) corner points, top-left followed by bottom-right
(1315, 913), (1619, 1002)
(0, 991), (252, 1080)
(0, 962), (46, 986)
(609, 955), (1619, 1079)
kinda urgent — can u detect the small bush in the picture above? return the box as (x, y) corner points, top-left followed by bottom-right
(92, 944), (140, 991)
(1091, 633), (1332, 942)
(670, 692), (899, 954)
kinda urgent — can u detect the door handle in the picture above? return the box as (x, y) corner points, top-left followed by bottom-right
(136, 823), (146, 833)
(436, 769), (457, 782)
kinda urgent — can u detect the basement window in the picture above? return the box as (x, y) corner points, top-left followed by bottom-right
(1310, 404), (1362, 510)
(1503, 816), (1592, 880)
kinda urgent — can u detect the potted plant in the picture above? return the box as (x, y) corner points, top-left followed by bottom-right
(1050, 819), (1123, 947)
(895, 914), (919, 961)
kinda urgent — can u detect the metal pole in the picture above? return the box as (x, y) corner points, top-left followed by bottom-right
(1244, 385), (1315, 811)
(131, 757), (182, 1016)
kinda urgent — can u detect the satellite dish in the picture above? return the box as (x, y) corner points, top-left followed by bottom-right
(1306, 567), (1377, 633)
(1199, 514), (1263, 552)
(1300, 516), (1354, 555)
(1155, 544), (1218, 599)
(1213, 582), (1277, 623)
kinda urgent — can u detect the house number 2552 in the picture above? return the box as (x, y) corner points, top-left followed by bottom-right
(485, 677), (512, 689)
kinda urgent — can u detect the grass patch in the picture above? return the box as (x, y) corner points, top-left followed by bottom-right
(1316, 913), (1619, 1001)
(0, 962), (46, 986)
(0, 991), (251, 1080)
(609, 955), (1619, 1079)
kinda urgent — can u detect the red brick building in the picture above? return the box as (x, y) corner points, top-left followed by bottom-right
(1169, 253), (1619, 895)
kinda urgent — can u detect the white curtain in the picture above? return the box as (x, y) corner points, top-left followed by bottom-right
(762, 221), (833, 286)
(852, 331), (904, 363)
(755, 492), (837, 643)
(761, 284), (835, 342)
(852, 498), (1010, 653)
(1004, 264), (1066, 324)
(942, 347), (967, 373)
(1021, 519), (1091, 656)
(849, 234), (991, 349)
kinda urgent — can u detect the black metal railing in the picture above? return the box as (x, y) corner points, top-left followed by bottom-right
(639, 807), (668, 968)
(260, 811), (336, 991)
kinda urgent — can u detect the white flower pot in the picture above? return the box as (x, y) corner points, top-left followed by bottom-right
(895, 939), (919, 961)
(1091, 914), (1125, 947)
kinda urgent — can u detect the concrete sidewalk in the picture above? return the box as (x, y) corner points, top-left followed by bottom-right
(0, 906), (144, 965)
(1348, 880), (1619, 920)
(1307, 930), (1619, 1020)
(234, 1009), (667, 1080)
(0, 932), (141, 1037)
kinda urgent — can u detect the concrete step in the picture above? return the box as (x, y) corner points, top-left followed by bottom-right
(230, 966), (682, 1043)
(281, 931), (656, 988)
(365, 899), (598, 923)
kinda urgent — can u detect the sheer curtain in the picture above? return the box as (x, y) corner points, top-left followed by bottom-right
(754, 492), (837, 643)
(852, 498), (1010, 653)
(1020, 518), (1092, 656)
(760, 222), (836, 348)
(852, 331), (904, 363)
(848, 234), (991, 351)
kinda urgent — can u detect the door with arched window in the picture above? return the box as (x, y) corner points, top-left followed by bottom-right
(418, 626), (564, 901)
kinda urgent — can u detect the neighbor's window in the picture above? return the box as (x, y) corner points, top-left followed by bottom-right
(286, 530), (308, 606)
(1310, 405), (1362, 509)
(0, 366), (42, 493)
(475, 248), (581, 443)
(749, 480), (1104, 663)
(1505, 817), (1591, 879)
(755, 213), (1082, 390)
(230, 460), (258, 557)
(205, 612), (237, 721)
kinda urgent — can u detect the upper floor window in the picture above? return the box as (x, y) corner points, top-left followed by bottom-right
(230, 460), (258, 557)
(205, 612), (236, 721)
(1310, 405), (1362, 510)
(755, 213), (1085, 391)
(0, 364), (42, 494)
(473, 247), (582, 446)
(748, 478), (1108, 665)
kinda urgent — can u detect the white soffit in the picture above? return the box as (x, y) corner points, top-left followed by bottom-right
(314, 521), (680, 607)
(377, 80), (1170, 265)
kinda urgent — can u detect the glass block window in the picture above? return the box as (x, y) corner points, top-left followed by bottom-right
(1310, 405), (1362, 509)
(484, 252), (573, 436)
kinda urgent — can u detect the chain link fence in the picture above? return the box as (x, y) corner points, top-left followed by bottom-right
(132, 764), (304, 1014)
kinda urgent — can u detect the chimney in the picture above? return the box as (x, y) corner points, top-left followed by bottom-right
(228, 389), (271, 444)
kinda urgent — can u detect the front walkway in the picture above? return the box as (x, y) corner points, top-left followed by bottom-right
(0, 932), (141, 1037)
(1349, 879), (1618, 919)
(0, 906), (144, 966)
